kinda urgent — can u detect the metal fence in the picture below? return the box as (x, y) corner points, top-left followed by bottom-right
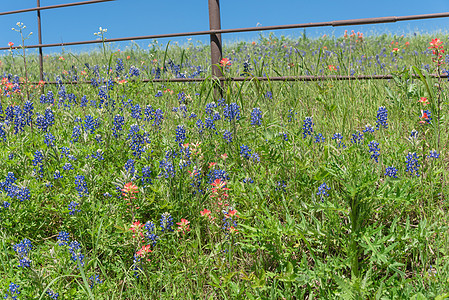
(1, 0), (449, 85)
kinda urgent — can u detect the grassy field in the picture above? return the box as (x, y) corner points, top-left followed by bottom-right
(1, 28), (449, 299)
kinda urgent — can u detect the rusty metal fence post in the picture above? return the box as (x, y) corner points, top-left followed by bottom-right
(36, 0), (44, 86)
(208, 0), (223, 98)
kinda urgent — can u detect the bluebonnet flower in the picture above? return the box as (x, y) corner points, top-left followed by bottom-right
(155, 91), (163, 97)
(80, 95), (88, 107)
(160, 212), (174, 232)
(351, 131), (364, 144)
(13, 238), (33, 268)
(71, 125), (82, 143)
(242, 60), (252, 75)
(44, 133), (56, 147)
(410, 130), (418, 139)
(127, 125), (147, 159)
(23, 101), (33, 126)
(84, 115), (101, 134)
(223, 103), (241, 121)
(317, 182), (331, 201)
(124, 159), (135, 177)
(250, 152), (260, 163)
(94, 134), (103, 144)
(3, 201), (10, 208)
(139, 166), (152, 187)
(189, 113), (197, 119)
(152, 109), (164, 129)
(287, 109), (297, 123)
(57, 231), (70, 246)
(368, 140), (380, 162)
(131, 104), (142, 120)
(68, 240), (84, 266)
(376, 106), (388, 129)
(132, 254), (142, 278)
(428, 150), (440, 159)
(275, 180), (287, 192)
(265, 91), (273, 99)
(91, 149), (104, 161)
(250, 107), (263, 126)
(196, 119), (204, 135)
(212, 112), (221, 122)
(144, 221), (159, 246)
(314, 133), (325, 143)
(53, 170), (63, 180)
(5, 106), (14, 122)
(16, 187), (30, 202)
(405, 152), (420, 177)
(302, 117), (314, 138)
(89, 275), (103, 289)
(363, 124), (375, 133)
(223, 130), (232, 143)
(217, 98), (226, 107)
(40, 91), (54, 104)
(129, 65), (140, 77)
(68, 201), (81, 215)
(159, 158), (175, 178)
(5, 172), (17, 185)
(115, 58), (124, 76)
(8, 153), (14, 160)
(385, 166), (398, 178)
(243, 177), (254, 184)
(36, 108), (55, 132)
(0, 123), (6, 142)
(279, 132), (288, 141)
(12, 106), (26, 134)
(175, 125), (186, 143)
(112, 115), (125, 138)
(332, 133), (343, 140)
(205, 102), (217, 116)
(240, 145), (252, 159)
(32, 150), (44, 176)
(4, 282), (21, 300)
(74, 175), (88, 197)
(208, 169), (229, 184)
(205, 117), (217, 134)
(46, 289), (59, 300)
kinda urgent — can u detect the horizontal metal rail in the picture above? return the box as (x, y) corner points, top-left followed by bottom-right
(28, 73), (449, 85)
(1, 11), (448, 51)
(0, 0), (114, 16)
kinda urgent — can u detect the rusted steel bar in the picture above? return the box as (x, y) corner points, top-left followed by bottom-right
(0, 0), (114, 16)
(29, 73), (449, 85)
(1, 11), (449, 51)
(36, 0), (44, 83)
(208, 0), (223, 98)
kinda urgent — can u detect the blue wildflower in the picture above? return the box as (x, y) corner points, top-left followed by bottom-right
(250, 107), (263, 126)
(302, 117), (314, 138)
(405, 152), (420, 177)
(385, 166), (398, 178)
(368, 140), (380, 162)
(376, 106), (388, 129)
(160, 212), (174, 232)
(317, 182), (331, 201)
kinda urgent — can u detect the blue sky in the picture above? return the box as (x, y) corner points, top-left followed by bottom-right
(0, 0), (449, 54)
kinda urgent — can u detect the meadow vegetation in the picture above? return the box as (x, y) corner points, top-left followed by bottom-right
(0, 27), (449, 299)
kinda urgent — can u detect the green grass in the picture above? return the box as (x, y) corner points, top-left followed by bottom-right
(0, 31), (449, 299)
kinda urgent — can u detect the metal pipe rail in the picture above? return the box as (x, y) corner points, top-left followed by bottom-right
(2, 11), (449, 51)
(0, 0), (114, 16)
(29, 73), (449, 85)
